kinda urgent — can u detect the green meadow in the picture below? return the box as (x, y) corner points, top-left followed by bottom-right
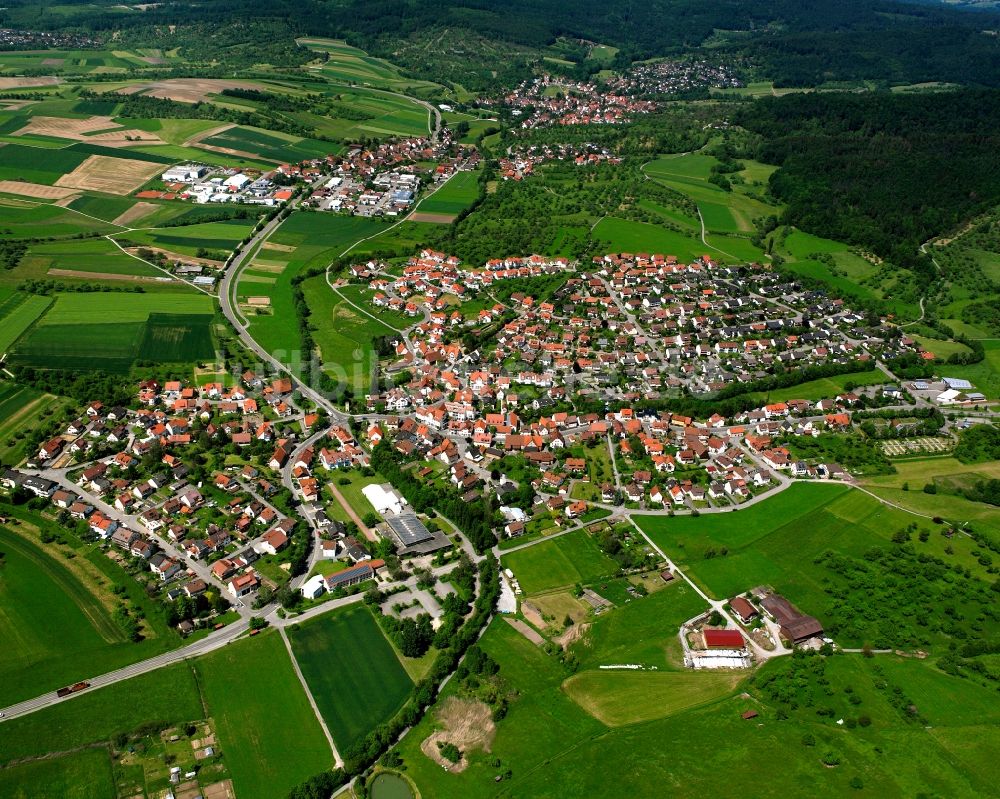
(501, 529), (621, 595)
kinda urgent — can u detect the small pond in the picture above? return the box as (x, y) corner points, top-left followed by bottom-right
(369, 772), (414, 799)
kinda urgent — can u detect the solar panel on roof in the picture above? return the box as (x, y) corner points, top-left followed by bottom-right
(386, 512), (432, 546)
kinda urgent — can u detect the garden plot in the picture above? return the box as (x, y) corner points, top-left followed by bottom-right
(55, 154), (163, 195)
(882, 437), (953, 456)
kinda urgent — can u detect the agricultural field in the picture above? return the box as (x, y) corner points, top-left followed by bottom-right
(0, 198), (120, 238)
(287, 605), (414, 751)
(501, 529), (620, 595)
(237, 212), (387, 363)
(7, 292), (214, 372)
(199, 124), (337, 163)
(115, 218), (256, 259)
(0, 291), (52, 351)
(0, 517), (183, 706)
(412, 168), (481, 219)
(195, 631), (335, 799)
(300, 37), (443, 94)
(19, 237), (168, 283)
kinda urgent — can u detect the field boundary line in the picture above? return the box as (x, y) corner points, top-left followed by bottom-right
(104, 235), (213, 295)
(278, 627), (344, 768)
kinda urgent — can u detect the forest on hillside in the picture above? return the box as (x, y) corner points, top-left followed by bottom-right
(4, 0), (1000, 90)
(737, 89), (1000, 279)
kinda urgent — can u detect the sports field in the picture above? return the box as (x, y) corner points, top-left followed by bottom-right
(287, 605), (414, 751)
(196, 631), (334, 799)
(501, 529), (620, 595)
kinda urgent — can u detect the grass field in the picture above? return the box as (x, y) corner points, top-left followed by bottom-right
(303, 277), (396, 393)
(747, 368), (886, 403)
(0, 748), (115, 799)
(563, 669), (744, 726)
(934, 339), (1000, 398)
(501, 529), (620, 595)
(636, 483), (996, 640)
(287, 605), (414, 751)
(0, 662), (202, 762)
(0, 381), (66, 464)
(590, 217), (706, 262)
(239, 212), (386, 364)
(414, 169), (481, 216)
(196, 631), (334, 799)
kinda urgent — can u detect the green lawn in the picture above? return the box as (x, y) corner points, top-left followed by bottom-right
(196, 631), (334, 799)
(501, 529), (620, 595)
(287, 605), (413, 751)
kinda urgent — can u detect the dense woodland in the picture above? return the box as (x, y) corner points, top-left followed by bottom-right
(739, 89), (1000, 283)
